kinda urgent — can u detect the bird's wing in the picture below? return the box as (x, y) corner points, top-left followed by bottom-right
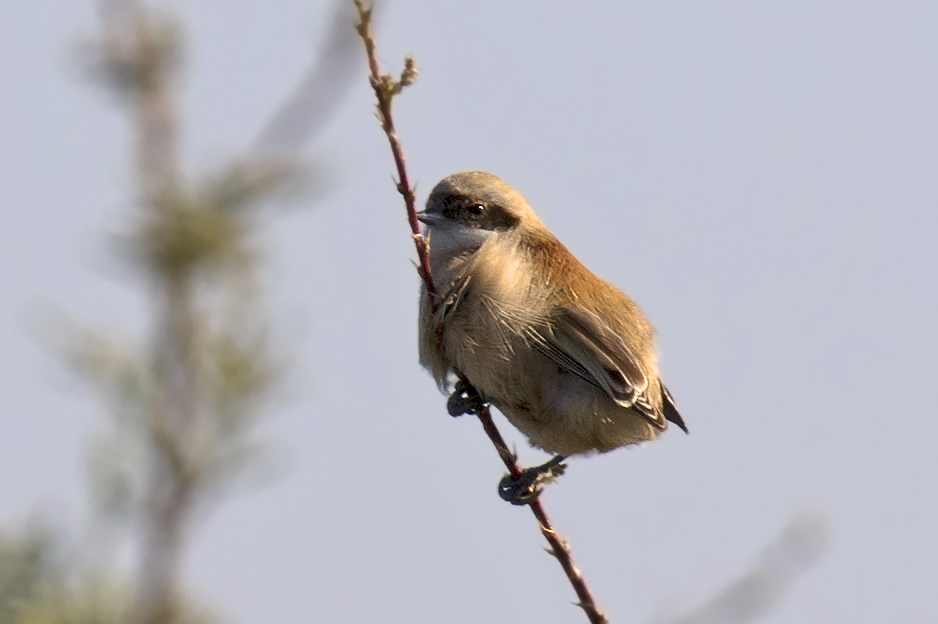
(527, 305), (649, 408)
(438, 272), (472, 322)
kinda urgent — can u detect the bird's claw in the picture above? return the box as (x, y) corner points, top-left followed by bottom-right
(498, 459), (567, 506)
(447, 379), (487, 417)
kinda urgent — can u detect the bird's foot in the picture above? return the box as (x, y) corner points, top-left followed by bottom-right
(447, 379), (487, 417)
(498, 456), (568, 506)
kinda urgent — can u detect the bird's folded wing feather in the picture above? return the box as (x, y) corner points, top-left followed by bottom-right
(529, 305), (649, 408)
(434, 272), (473, 325)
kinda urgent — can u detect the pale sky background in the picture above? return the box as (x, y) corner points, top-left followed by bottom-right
(2, 1), (937, 623)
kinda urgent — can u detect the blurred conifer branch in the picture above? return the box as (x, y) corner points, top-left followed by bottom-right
(252, 1), (362, 160)
(82, 4), (289, 621)
(0, 1), (356, 623)
(0, 523), (215, 624)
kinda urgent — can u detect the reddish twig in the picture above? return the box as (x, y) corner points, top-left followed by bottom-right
(474, 405), (608, 624)
(352, 1), (432, 294)
(352, 3), (607, 623)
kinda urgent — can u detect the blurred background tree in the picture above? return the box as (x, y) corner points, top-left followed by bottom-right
(0, 1), (357, 622)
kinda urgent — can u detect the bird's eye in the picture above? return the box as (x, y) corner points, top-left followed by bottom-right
(467, 204), (485, 217)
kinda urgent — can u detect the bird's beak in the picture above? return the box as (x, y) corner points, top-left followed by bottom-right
(416, 210), (442, 227)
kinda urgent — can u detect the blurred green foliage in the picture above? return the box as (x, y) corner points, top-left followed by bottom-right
(2, 2), (316, 623)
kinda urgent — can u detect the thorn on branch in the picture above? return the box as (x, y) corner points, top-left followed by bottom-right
(574, 602), (608, 623)
(372, 109), (387, 131)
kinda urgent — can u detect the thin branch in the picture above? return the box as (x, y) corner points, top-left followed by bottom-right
(352, 0), (433, 294)
(351, 3), (607, 622)
(475, 405), (608, 624)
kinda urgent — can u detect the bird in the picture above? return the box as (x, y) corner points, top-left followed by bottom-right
(417, 171), (686, 504)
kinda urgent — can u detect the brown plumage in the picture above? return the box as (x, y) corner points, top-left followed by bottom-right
(418, 172), (686, 456)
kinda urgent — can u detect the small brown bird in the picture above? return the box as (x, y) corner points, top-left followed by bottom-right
(418, 172), (686, 504)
